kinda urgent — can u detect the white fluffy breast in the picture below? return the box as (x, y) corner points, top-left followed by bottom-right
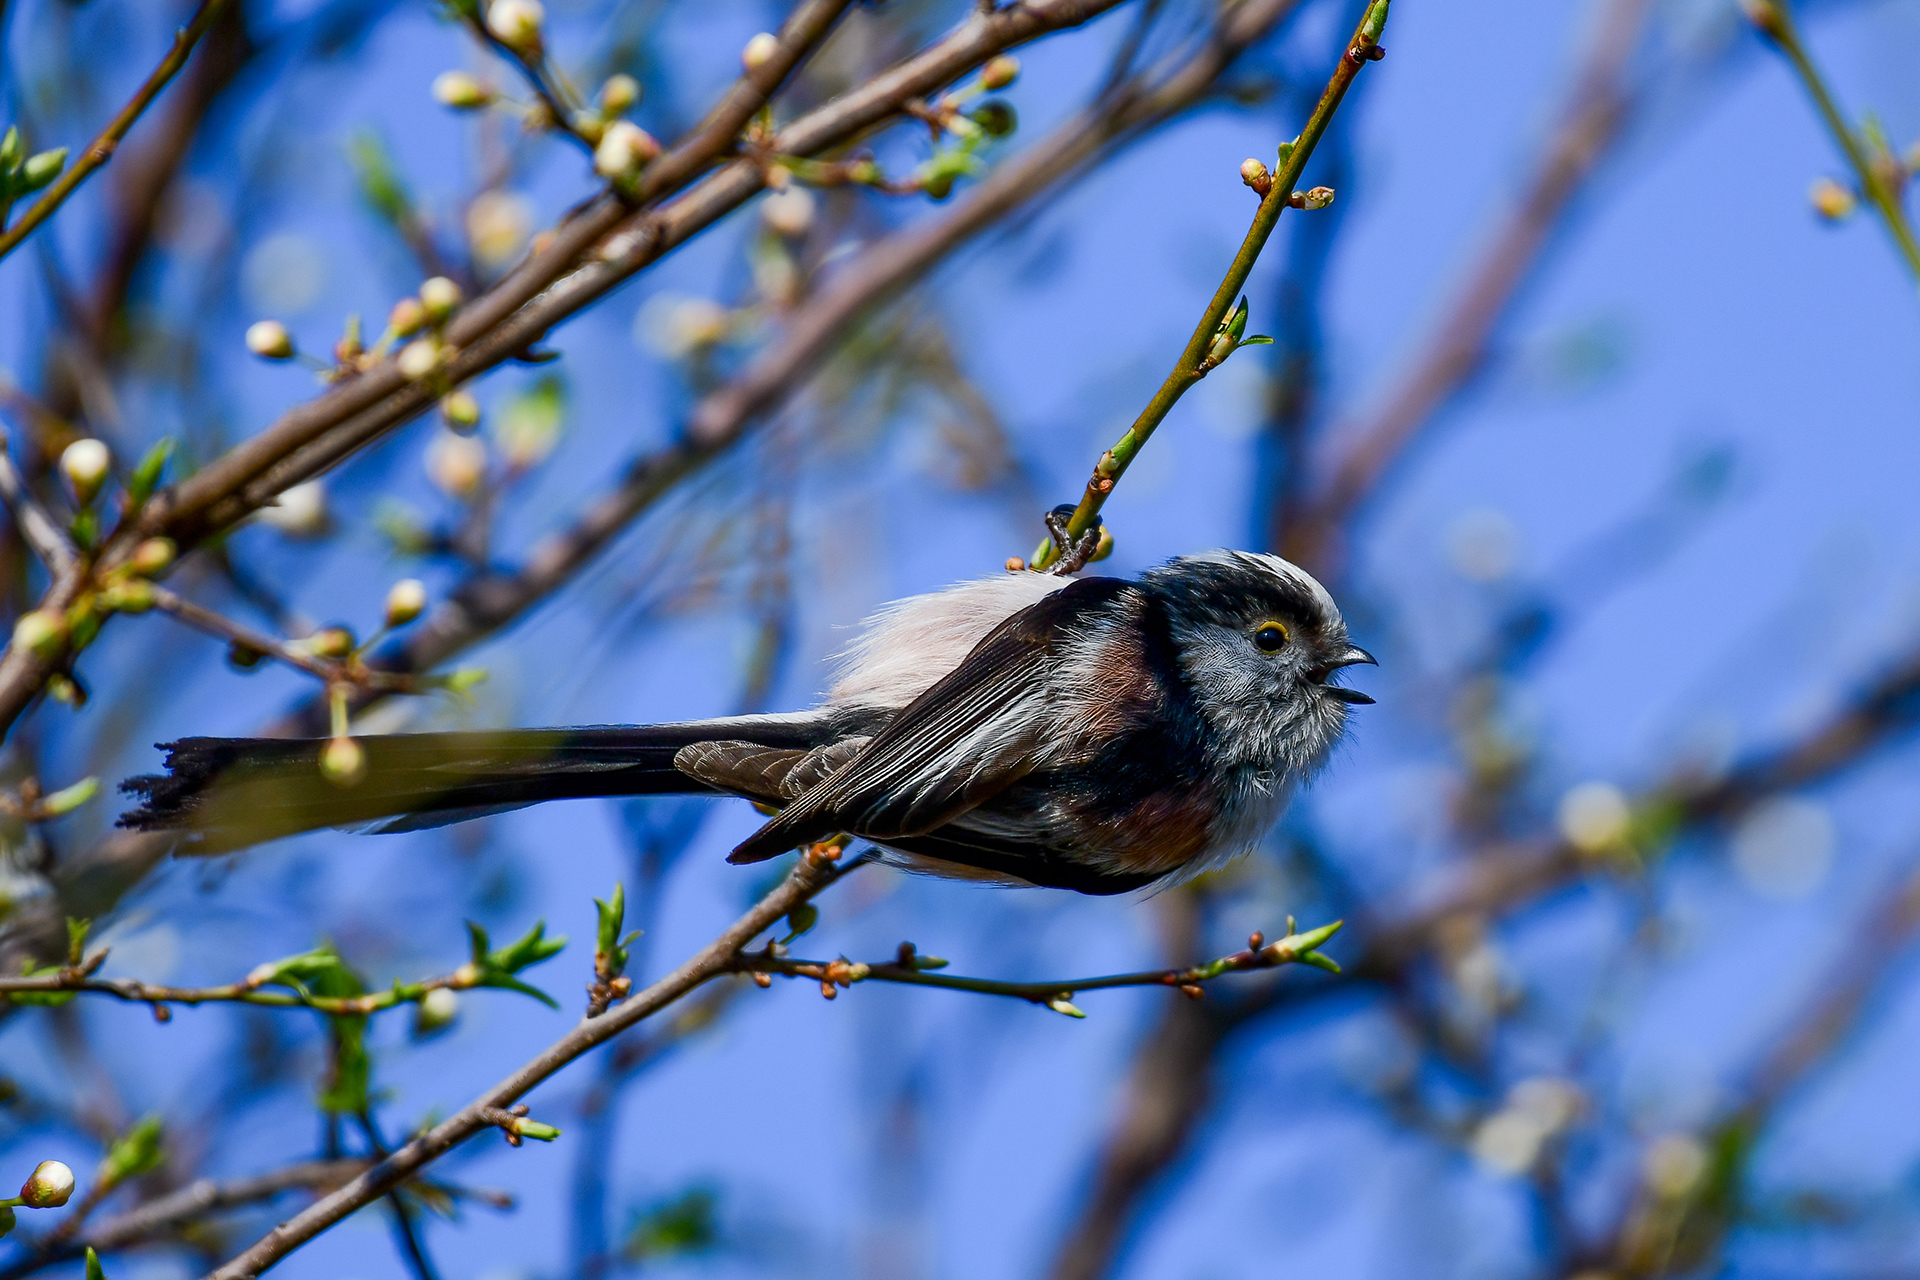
(827, 571), (1069, 710)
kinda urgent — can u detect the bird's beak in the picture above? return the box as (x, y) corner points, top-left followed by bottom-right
(1312, 645), (1377, 704)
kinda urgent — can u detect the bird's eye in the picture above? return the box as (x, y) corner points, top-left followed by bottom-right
(1253, 621), (1290, 653)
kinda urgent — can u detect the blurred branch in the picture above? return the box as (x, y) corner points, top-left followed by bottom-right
(734, 920), (1343, 1016)
(1280, 0), (1653, 571)
(206, 845), (852, 1279)
(0, 0), (237, 264)
(0, 430), (76, 574)
(146, 587), (422, 693)
(84, 0), (254, 348)
(0, 1160), (370, 1278)
(1031, 0), (1393, 569)
(1742, 0), (1920, 287)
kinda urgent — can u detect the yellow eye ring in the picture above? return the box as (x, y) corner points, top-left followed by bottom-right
(1253, 621), (1290, 653)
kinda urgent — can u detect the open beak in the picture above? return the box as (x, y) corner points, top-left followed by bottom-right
(1312, 645), (1377, 705)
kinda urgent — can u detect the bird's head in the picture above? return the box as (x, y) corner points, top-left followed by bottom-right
(1144, 550), (1375, 775)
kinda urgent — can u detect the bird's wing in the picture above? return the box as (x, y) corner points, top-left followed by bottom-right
(726, 575), (1132, 864)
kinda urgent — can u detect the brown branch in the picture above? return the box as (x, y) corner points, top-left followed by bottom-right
(204, 847), (846, 1279)
(84, 0), (254, 348)
(1277, 0), (1654, 571)
(0, 0), (237, 263)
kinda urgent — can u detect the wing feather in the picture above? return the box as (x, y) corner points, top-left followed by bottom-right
(727, 576), (1132, 863)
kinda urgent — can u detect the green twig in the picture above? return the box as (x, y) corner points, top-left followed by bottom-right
(1745, 0), (1920, 288)
(733, 919), (1344, 1017)
(0, 0), (235, 263)
(1031, 0), (1392, 568)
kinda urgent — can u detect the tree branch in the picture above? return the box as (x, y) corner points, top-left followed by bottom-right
(0, 0), (237, 263)
(1031, 0), (1393, 568)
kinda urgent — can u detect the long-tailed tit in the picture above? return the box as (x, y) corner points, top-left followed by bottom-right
(119, 550), (1374, 895)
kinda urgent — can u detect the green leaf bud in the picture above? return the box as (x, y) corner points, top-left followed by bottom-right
(20, 148), (65, 194)
(12, 610), (66, 660)
(980, 55), (1020, 90)
(969, 100), (1016, 138)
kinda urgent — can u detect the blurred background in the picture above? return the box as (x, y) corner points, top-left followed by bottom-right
(2, 0), (1920, 1277)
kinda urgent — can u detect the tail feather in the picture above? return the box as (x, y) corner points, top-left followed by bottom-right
(118, 718), (825, 854)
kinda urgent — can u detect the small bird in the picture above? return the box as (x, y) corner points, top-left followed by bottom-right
(118, 550), (1374, 895)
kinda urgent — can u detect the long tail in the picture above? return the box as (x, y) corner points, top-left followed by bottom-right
(117, 718), (826, 854)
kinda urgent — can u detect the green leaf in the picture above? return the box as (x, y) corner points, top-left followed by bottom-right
(126, 438), (175, 506)
(65, 917), (92, 964)
(347, 131), (417, 232)
(595, 883), (631, 977)
(622, 1186), (719, 1263)
(494, 374), (567, 471)
(84, 1247), (105, 1280)
(3, 959), (74, 1006)
(488, 921), (567, 974)
(41, 777), (99, 817)
(101, 1114), (164, 1187)
(318, 1015), (370, 1114)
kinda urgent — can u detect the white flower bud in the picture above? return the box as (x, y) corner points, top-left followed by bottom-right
(741, 32), (779, 73)
(245, 319), (294, 360)
(593, 120), (661, 181)
(597, 73), (639, 116)
(397, 338), (443, 381)
(425, 431), (488, 498)
(485, 0), (544, 51)
(418, 276), (462, 320)
(465, 190), (532, 269)
(388, 297), (428, 338)
(760, 187), (816, 238)
(60, 438), (111, 504)
(384, 579), (427, 628)
(256, 480), (328, 537)
(1809, 177), (1856, 221)
(19, 1160), (75, 1208)
(414, 987), (460, 1036)
(432, 70), (492, 110)
(1558, 781), (1630, 854)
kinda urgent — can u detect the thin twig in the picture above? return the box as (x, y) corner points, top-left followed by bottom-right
(0, 0), (236, 262)
(0, 428), (75, 573)
(1031, 0), (1393, 568)
(1745, 0), (1920, 286)
(731, 921), (1343, 1015)
(146, 586), (420, 693)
